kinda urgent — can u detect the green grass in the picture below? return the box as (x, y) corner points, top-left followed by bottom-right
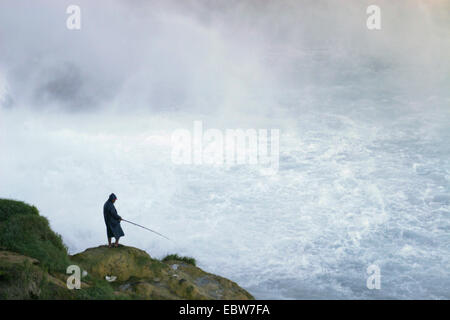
(74, 277), (117, 300)
(135, 255), (151, 267)
(0, 199), (70, 272)
(162, 254), (196, 266)
(0, 199), (39, 222)
(0, 259), (53, 299)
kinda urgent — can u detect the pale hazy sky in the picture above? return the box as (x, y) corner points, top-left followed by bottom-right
(1, 0), (448, 115)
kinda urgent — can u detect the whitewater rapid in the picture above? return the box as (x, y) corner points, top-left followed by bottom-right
(1, 0), (449, 300)
(1, 97), (448, 299)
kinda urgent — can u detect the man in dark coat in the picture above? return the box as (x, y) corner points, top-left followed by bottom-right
(103, 193), (124, 248)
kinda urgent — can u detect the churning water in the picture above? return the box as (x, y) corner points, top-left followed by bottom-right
(1, 94), (448, 299)
(0, 0), (449, 299)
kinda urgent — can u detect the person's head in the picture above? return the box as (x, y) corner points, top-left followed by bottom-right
(109, 193), (117, 203)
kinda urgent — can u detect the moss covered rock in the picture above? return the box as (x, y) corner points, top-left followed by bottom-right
(71, 245), (166, 282)
(0, 250), (71, 299)
(71, 245), (254, 300)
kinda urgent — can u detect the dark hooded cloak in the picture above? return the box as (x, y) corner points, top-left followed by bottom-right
(103, 193), (124, 238)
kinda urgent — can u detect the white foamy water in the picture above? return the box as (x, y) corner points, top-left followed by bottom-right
(1, 96), (449, 299)
(1, 0), (449, 299)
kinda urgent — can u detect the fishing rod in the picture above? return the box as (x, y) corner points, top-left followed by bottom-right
(121, 219), (171, 241)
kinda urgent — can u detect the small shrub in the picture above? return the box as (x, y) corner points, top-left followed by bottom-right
(162, 254), (196, 266)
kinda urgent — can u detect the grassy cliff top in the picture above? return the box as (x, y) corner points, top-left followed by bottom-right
(0, 199), (69, 272)
(0, 198), (254, 300)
